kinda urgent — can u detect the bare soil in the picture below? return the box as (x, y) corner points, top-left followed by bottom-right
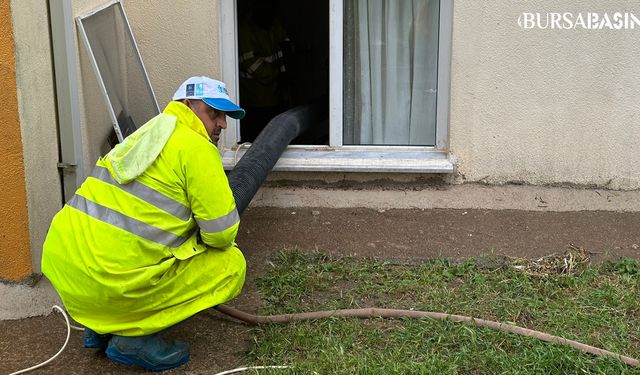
(2, 207), (639, 374)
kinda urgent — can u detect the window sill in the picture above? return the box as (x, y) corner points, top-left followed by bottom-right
(222, 146), (454, 173)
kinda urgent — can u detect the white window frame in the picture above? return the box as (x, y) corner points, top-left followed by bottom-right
(218, 0), (453, 173)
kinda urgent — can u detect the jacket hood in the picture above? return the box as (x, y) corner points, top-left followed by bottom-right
(104, 101), (212, 184)
(104, 112), (176, 184)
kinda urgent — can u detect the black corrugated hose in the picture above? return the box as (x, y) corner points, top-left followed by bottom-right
(227, 95), (328, 215)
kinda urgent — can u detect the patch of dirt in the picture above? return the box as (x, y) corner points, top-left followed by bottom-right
(238, 207), (640, 268)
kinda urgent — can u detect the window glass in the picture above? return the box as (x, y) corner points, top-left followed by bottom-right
(343, 0), (440, 146)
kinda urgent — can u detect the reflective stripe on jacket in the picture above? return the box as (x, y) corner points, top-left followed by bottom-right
(41, 101), (245, 336)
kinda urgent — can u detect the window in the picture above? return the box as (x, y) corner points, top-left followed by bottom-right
(219, 0), (453, 172)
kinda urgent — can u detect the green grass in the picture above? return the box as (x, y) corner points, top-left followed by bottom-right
(244, 250), (640, 374)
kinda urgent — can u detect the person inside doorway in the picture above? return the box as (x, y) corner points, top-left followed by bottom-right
(238, 0), (292, 142)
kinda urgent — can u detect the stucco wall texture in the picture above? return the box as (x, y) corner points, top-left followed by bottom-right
(11, 0), (61, 274)
(450, 0), (640, 189)
(123, 0), (221, 109)
(0, 0), (32, 281)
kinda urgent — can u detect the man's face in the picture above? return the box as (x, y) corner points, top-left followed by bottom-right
(187, 100), (227, 144)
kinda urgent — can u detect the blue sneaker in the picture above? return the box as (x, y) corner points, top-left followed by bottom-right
(105, 334), (190, 371)
(83, 327), (112, 349)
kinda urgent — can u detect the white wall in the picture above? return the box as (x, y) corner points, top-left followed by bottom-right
(11, 0), (61, 272)
(123, 0), (221, 110)
(450, 0), (640, 190)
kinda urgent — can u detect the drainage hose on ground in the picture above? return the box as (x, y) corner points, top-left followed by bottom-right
(215, 304), (639, 368)
(221, 99), (638, 368)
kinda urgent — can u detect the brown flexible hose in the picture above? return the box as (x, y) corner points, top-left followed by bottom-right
(215, 304), (639, 368)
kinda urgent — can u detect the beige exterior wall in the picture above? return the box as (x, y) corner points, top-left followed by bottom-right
(9, 0), (60, 277)
(449, 0), (640, 190)
(123, 0), (221, 110)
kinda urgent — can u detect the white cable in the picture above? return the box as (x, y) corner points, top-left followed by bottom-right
(8, 305), (286, 375)
(70, 324), (85, 331)
(53, 309), (84, 331)
(213, 366), (289, 375)
(8, 305), (72, 375)
(234, 142), (252, 164)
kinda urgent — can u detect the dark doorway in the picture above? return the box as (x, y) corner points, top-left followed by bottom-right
(237, 0), (329, 145)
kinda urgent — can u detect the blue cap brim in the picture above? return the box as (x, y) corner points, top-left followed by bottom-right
(202, 98), (246, 120)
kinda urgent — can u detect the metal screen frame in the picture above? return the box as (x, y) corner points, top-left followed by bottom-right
(50, 0), (85, 200)
(76, 0), (159, 143)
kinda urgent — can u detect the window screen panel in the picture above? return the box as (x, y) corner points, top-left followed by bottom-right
(77, 1), (159, 143)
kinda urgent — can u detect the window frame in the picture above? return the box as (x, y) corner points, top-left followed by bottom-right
(218, 0), (454, 173)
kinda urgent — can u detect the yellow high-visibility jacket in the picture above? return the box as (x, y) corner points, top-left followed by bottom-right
(42, 101), (245, 336)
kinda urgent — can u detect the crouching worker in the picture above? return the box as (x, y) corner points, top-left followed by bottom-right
(42, 76), (246, 371)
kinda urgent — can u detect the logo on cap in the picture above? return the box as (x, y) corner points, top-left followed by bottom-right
(217, 85), (228, 95)
(186, 84), (194, 97)
(196, 83), (205, 96)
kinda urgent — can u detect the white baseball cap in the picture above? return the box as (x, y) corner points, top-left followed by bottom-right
(172, 76), (245, 119)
